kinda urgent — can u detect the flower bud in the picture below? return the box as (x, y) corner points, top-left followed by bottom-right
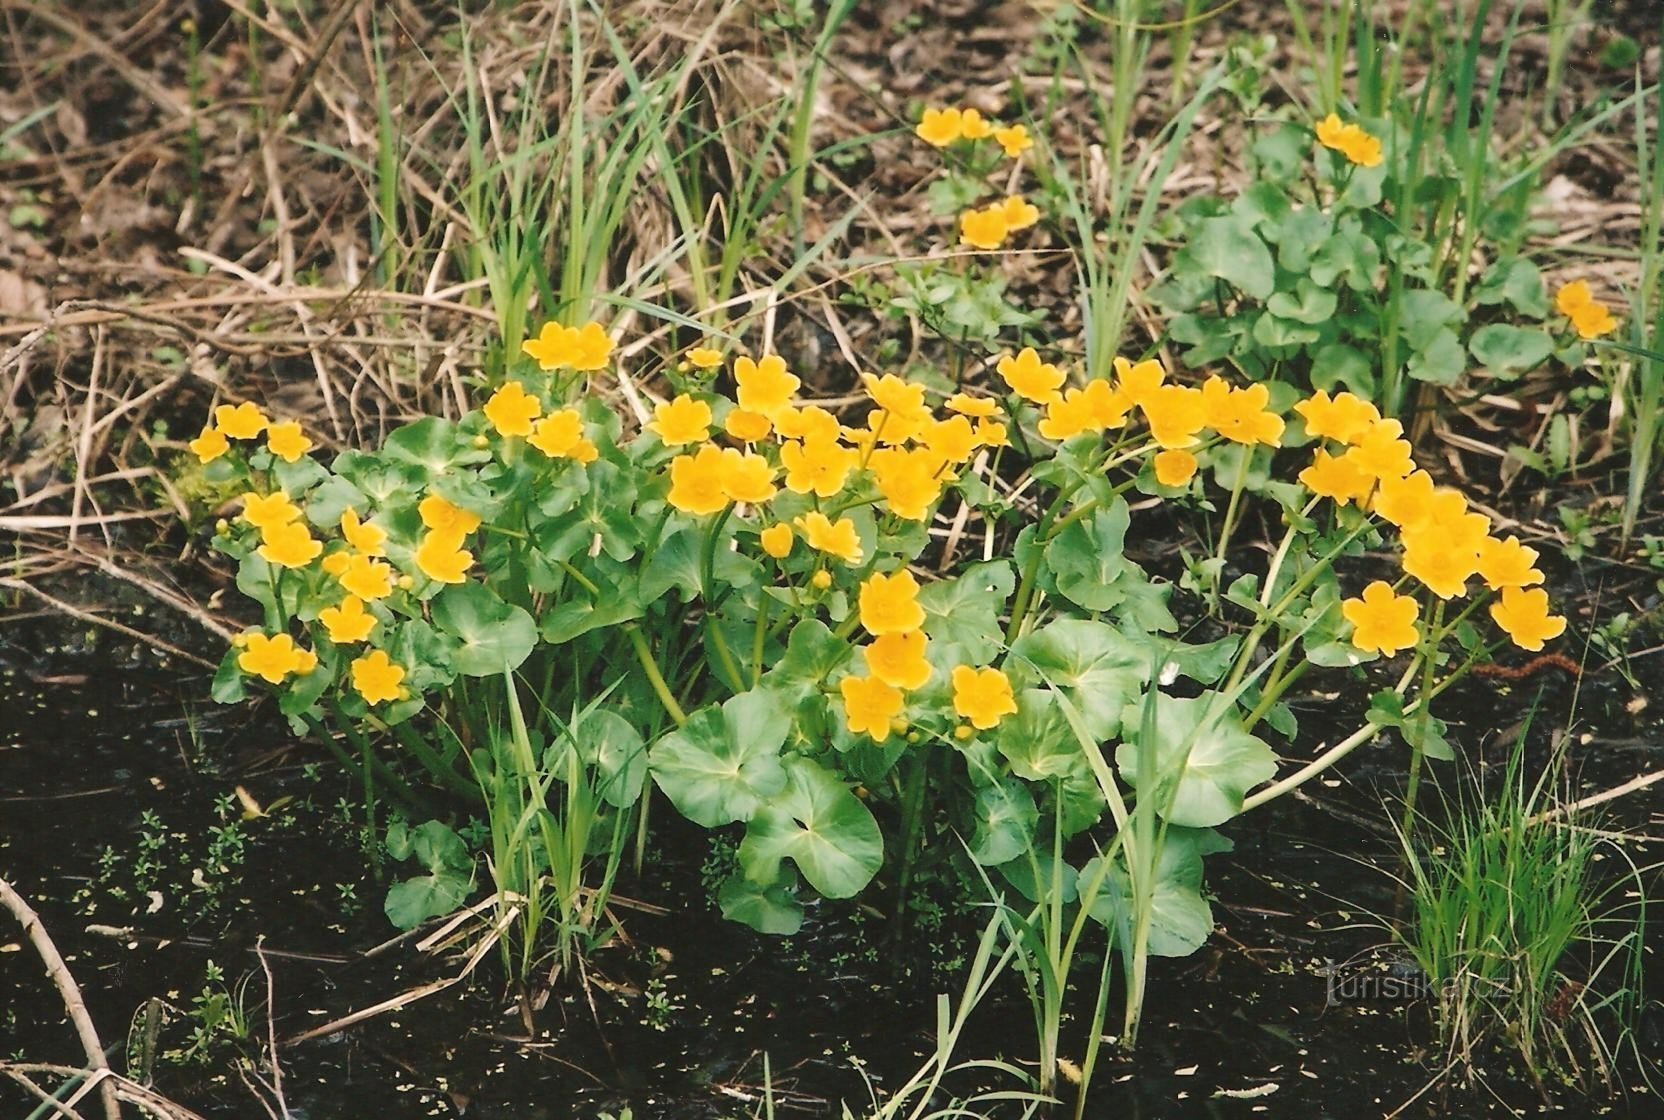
(954, 724), (975, 742)
(215, 518), (230, 534)
(890, 716), (909, 736)
(811, 569), (832, 590)
(472, 435), (490, 449)
(397, 575), (414, 590)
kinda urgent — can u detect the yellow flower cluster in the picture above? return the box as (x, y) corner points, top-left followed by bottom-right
(1554, 280), (1619, 341)
(483, 381), (599, 463)
(660, 355), (1006, 528)
(1293, 389), (1565, 653)
(993, 349), (1283, 488)
(188, 401), (314, 466)
(1314, 113), (1383, 168)
(915, 107), (1032, 158)
(838, 569), (1017, 742)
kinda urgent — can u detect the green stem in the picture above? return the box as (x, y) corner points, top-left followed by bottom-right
(624, 623), (686, 726)
(1399, 598), (1446, 843)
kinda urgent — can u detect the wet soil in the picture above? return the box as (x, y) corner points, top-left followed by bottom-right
(2, 584), (1661, 1120)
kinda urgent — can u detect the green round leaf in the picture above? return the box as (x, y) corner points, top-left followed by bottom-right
(737, 756), (883, 899)
(1115, 694), (1278, 827)
(430, 583), (537, 676)
(649, 689), (790, 827)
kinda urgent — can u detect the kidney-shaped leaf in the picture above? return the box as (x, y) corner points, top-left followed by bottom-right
(430, 583), (537, 677)
(1084, 827), (1231, 957)
(738, 756), (883, 899)
(649, 689), (789, 827)
(1009, 619), (1151, 741)
(1115, 694), (1277, 827)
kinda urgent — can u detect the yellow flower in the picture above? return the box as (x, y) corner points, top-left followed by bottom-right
(338, 553), (394, 601)
(840, 674), (905, 741)
(339, 509), (387, 557)
(528, 409), (590, 459)
(1000, 195), (1040, 231)
(760, 523), (793, 559)
(322, 551), (351, 576)
(1555, 280), (1594, 318)
(734, 354), (799, 419)
(959, 108), (995, 140)
(1153, 448), (1198, 487)
(258, 520), (323, 569)
(1477, 536), (1544, 591)
(1401, 526), (1479, 600)
(319, 595), (376, 644)
(1315, 114), (1382, 167)
(859, 570), (925, 635)
(189, 426), (229, 463)
(419, 494), (482, 535)
(945, 393), (998, 418)
(724, 408), (774, 443)
(995, 347), (1065, 404)
(350, 649), (406, 705)
(238, 632), (307, 684)
(1371, 471), (1438, 529)
(484, 381), (542, 437)
(569, 322), (614, 370)
(1038, 389), (1099, 441)
(861, 372), (930, 421)
(1339, 130), (1382, 167)
(1114, 356), (1166, 407)
(214, 402), (268, 439)
(1202, 378), (1284, 446)
(1299, 448), (1374, 505)
(265, 420), (313, 463)
(1141, 384), (1208, 449)
(922, 415), (979, 463)
(774, 405), (842, 443)
(1293, 389), (1380, 445)
(863, 630), (933, 691)
(993, 123), (1033, 158)
(974, 419), (1009, 448)
(687, 346), (724, 370)
(1570, 300), (1617, 340)
(522, 321), (576, 369)
(915, 107), (963, 146)
(242, 490), (300, 531)
(1314, 113), (1350, 151)
(1341, 581), (1420, 656)
(867, 446), (945, 520)
(414, 529), (472, 584)
(1489, 587), (1566, 651)
(720, 448), (777, 505)
(959, 204), (1009, 250)
(292, 648), (318, 676)
(1341, 419), (1414, 482)
(667, 444), (730, 515)
(951, 665), (1017, 730)
(649, 395), (712, 445)
(780, 437), (857, 498)
(796, 511), (863, 564)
